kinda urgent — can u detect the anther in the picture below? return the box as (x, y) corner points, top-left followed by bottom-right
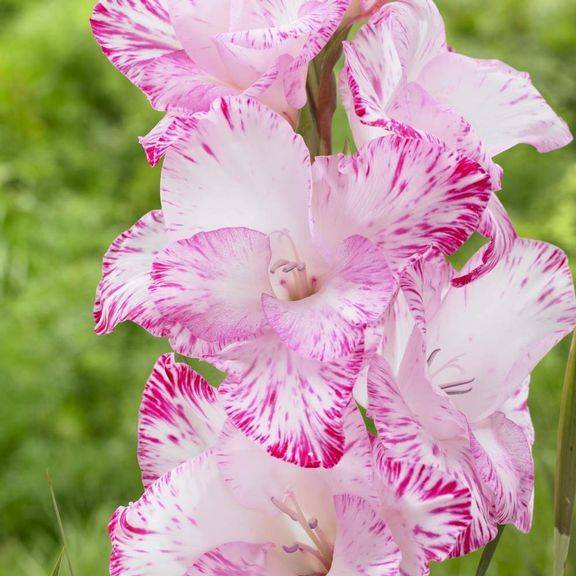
(283, 544), (300, 554)
(308, 517), (318, 530)
(440, 378), (474, 395)
(427, 348), (441, 366)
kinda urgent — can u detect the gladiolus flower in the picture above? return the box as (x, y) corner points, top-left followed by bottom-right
(340, 0), (573, 283)
(365, 240), (576, 554)
(94, 96), (491, 468)
(90, 0), (350, 135)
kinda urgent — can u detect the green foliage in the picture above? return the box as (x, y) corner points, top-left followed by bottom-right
(0, 0), (574, 574)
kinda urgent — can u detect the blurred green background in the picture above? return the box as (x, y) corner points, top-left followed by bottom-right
(0, 0), (574, 574)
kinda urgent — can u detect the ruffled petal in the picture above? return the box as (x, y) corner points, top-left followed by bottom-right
(452, 194), (517, 286)
(161, 97), (314, 257)
(138, 354), (226, 487)
(151, 227), (272, 343)
(330, 495), (401, 576)
(263, 235), (395, 362)
(419, 52), (573, 156)
(91, 0), (181, 92)
(471, 413), (534, 532)
(375, 0), (447, 80)
(374, 450), (472, 575)
(311, 135), (491, 272)
(109, 453), (276, 576)
(213, 332), (365, 468)
(427, 239), (576, 422)
(187, 543), (272, 576)
(367, 351), (469, 467)
(94, 210), (169, 336)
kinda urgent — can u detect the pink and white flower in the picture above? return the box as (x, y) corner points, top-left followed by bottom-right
(340, 0), (573, 282)
(109, 353), (473, 576)
(90, 0), (350, 153)
(365, 239), (576, 554)
(94, 95), (491, 468)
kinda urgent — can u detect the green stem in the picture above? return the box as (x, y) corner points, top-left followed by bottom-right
(554, 331), (576, 576)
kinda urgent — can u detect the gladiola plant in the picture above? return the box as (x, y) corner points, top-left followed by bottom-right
(90, 1), (575, 575)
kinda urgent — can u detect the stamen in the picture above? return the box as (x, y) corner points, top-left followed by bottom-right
(271, 494), (333, 571)
(427, 348), (441, 366)
(440, 378), (474, 396)
(270, 259), (290, 274)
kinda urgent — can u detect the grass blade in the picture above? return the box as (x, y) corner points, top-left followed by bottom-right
(554, 331), (576, 576)
(50, 548), (64, 576)
(46, 471), (75, 576)
(476, 525), (505, 576)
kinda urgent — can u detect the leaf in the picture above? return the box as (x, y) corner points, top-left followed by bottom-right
(50, 548), (64, 576)
(554, 331), (576, 576)
(475, 525), (505, 576)
(46, 471), (76, 576)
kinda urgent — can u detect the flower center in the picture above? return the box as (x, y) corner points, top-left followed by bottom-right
(427, 348), (475, 396)
(271, 492), (333, 575)
(269, 231), (318, 301)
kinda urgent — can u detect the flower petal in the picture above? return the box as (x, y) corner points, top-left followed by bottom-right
(213, 332), (365, 468)
(419, 52), (573, 156)
(263, 235), (395, 362)
(427, 239), (576, 422)
(161, 97), (314, 257)
(311, 135), (491, 272)
(374, 449), (472, 575)
(375, 0), (447, 80)
(151, 227), (272, 343)
(187, 542), (272, 576)
(216, 403), (373, 515)
(472, 413), (534, 532)
(367, 350), (469, 467)
(330, 495), (401, 576)
(501, 376), (534, 445)
(94, 210), (169, 336)
(138, 354), (226, 487)
(91, 0), (181, 94)
(109, 453), (276, 576)
(452, 194), (517, 286)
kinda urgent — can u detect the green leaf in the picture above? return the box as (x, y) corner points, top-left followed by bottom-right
(50, 548), (64, 576)
(554, 331), (576, 576)
(46, 471), (75, 576)
(476, 525), (505, 576)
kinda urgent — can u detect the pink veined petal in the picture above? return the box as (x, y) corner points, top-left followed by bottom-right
(398, 246), (453, 334)
(263, 235), (395, 362)
(367, 350), (469, 467)
(471, 413), (534, 533)
(330, 495), (401, 576)
(168, 324), (227, 359)
(418, 52), (573, 156)
(213, 331), (365, 468)
(215, 0), (349, 69)
(91, 0), (181, 91)
(217, 401), (375, 518)
(501, 376), (534, 446)
(161, 96), (315, 258)
(450, 465), (498, 558)
(139, 49), (239, 113)
(374, 0), (447, 80)
(137, 354), (226, 487)
(186, 542), (272, 576)
(387, 82), (502, 187)
(151, 227), (272, 344)
(94, 210), (169, 337)
(139, 112), (199, 166)
(165, 0), (233, 79)
(374, 448), (472, 576)
(311, 134), (491, 272)
(341, 20), (403, 126)
(427, 239), (576, 423)
(109, 453), (277, 576)
(452, 194), (518, 286)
